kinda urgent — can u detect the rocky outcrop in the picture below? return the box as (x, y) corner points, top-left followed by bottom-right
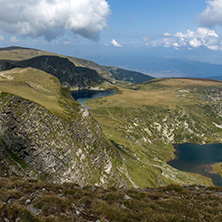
(0, 93), (127, 187)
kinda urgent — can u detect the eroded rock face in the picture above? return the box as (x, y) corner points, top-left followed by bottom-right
(0, 56), (106, 90)
(0, 93), (127, 187)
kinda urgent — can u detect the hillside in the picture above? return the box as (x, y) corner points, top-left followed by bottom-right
(0, 47), (154, 85)
(0, 47), (114, 81)
(0, 56), (108, 90)
(85, 78), (222, 187)
(0, 68), (129, 187)
(2, 47), (222, 80)
(103, 66), (154, 84)
(1, 47), (222, 188)
(0, 177), (222, 222)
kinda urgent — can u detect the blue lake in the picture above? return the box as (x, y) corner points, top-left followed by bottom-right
(168, 143), (222, 186)
(71, 90), (115, 109)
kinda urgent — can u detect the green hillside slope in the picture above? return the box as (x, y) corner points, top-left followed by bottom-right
(0, 56), (109, 90)
(103, 66), (154, 84)
(0, 177), (221, 222)
(85, 78), (222, 187)
(0, 68), (129, 187)
(0, 46), (154, 85)
(0, 47), (222, 188)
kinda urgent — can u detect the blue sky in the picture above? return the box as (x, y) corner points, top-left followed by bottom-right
(1, 0), (222, 69)
(107, 0), (205, 37)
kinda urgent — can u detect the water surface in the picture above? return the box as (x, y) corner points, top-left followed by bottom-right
(168, 143), (222, 186)
(71, 90), (114, 109)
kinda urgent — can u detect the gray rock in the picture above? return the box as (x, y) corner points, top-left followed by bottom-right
(0, 94), (127, 187)
(27, 205), (41, 216)
(25, 199), (31, 205)
(124, 194), (132, 200)
(7, 198), (15, 204)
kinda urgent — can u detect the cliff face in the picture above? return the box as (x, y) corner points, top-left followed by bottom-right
(0, 93), (126, 187)
(0, 56), (108, 90)
(0, 67), (127, 187)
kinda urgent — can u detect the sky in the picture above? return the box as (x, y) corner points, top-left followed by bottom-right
(1, 0), (222, 69)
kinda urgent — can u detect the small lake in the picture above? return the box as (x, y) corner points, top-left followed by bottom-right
(71, 90), (115, 109)
(168, 143), (222, 186)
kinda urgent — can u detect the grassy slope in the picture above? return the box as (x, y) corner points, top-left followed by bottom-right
(103, 66), (154, 84)
(1, 48), (221, 187)
(0, 47), (154, 84)
(0, 48), (54, 61)
(1, 177), (222, 222)
(0, 67), (79, 115)
(84, 78), (222, 187)
(213, 163), (222, 176)
(0, 68), (129, 187)
(0, 47), (113, 81)
(0, 47), (96, 67)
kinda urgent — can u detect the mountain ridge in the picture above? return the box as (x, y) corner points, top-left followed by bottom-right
(0, 56), (107, 90)
(103, 66), (154, 84)
(0, 46), (154, 86)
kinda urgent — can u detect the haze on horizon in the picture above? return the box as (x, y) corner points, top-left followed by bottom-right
(1, 0), (222, 72)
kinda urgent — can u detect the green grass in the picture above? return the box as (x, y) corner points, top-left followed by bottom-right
(84, 78), (222, 187)
(5, 148), (30, 169)
(0, 67), (79, 115)
(0, 177), (222, 222)
(0, 47), (112, 80)
(0, 49), (221, 188)
(213, 163), (222, 176)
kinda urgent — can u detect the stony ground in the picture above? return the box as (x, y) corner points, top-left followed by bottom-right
(1, 177), (222, 222)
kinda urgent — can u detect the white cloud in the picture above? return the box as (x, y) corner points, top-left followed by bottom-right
(0, 36), (4, 41)
(174, 28), (221, 49)
(199, 0), (222, 28)
(111, 39), (122, 47)
(144, 27), (222, 50)
(173, 42), (180, 50)
(142, 0), (222, 51)
(10, 36), (19, 43)
(0, 0), (110, 41)
(163, 33), (171, 36)
(189, 38), (202, 48)
(64, 41), (72, 45)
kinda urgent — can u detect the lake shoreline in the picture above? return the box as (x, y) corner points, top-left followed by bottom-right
(71, 90), (115, 109)
(167, 143), (222, 186)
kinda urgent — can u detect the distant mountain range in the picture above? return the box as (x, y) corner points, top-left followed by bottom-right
(96, 55), (222, 80)
(141, 57), (222, 79)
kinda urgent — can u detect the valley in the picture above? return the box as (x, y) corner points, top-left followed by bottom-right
(1, 0), (222, 220)
(0, 47), (222, 189)
(84, 78), (222, 187)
